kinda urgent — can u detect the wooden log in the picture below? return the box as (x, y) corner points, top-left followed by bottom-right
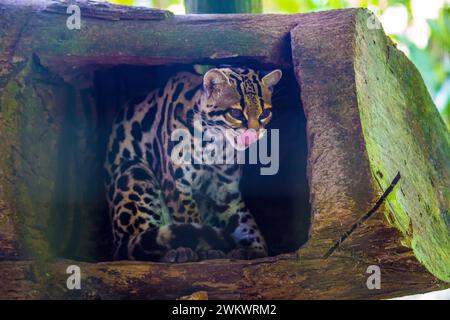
(352, 10), (450, 281)
(290, 8), (450, 282)
(0, 253), (446, 300)
(185, 0), (263, 14)
(3, 1), (298, 76)
(0, 1), (448, 299)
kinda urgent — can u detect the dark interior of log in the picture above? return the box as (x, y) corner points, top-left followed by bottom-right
(48, 64), (310, 261)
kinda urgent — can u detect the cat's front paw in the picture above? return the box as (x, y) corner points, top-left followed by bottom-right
(227, 248), (267, 260)
(160, 247), (199, 263)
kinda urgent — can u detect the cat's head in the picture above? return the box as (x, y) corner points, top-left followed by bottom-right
(201, 67), (282, 150)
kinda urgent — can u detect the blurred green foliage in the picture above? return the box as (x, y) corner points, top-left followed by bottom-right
(107, 0), (449, 126)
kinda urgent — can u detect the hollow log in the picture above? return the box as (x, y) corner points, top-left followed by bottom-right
(0, 0), (448, 299)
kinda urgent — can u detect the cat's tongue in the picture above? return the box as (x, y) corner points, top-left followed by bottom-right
(238, 130), (258, 147)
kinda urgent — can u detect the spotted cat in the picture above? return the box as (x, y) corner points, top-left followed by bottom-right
(105, 67), (282, 262)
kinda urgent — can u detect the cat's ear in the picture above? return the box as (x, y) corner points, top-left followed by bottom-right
(262, 69), (282, 90)
(203, 68), (231, 98)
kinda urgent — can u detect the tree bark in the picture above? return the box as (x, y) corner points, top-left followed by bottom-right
(185, 0), (262, 14)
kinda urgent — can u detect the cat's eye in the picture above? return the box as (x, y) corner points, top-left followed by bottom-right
(228, 109), (245, 121)
(259, 109), (272, 120)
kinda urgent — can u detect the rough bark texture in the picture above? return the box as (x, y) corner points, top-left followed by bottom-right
(28, 0), (296, 75)
(0, 253), (446, 300)
(352, 11), (450, 281)
(0, 0), (448, 299)
(45, 0), (171, 20)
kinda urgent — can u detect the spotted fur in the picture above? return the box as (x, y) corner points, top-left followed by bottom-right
(105, 67), (282, 262)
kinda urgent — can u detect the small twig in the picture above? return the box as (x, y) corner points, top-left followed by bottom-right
(323, 172), (401, 259)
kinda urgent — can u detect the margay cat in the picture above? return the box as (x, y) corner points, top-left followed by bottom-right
(105, 67), (282, 262)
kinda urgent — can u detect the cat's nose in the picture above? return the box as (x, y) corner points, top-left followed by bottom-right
(239, 129), (259, 146)
(248, 118), (260, 131)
